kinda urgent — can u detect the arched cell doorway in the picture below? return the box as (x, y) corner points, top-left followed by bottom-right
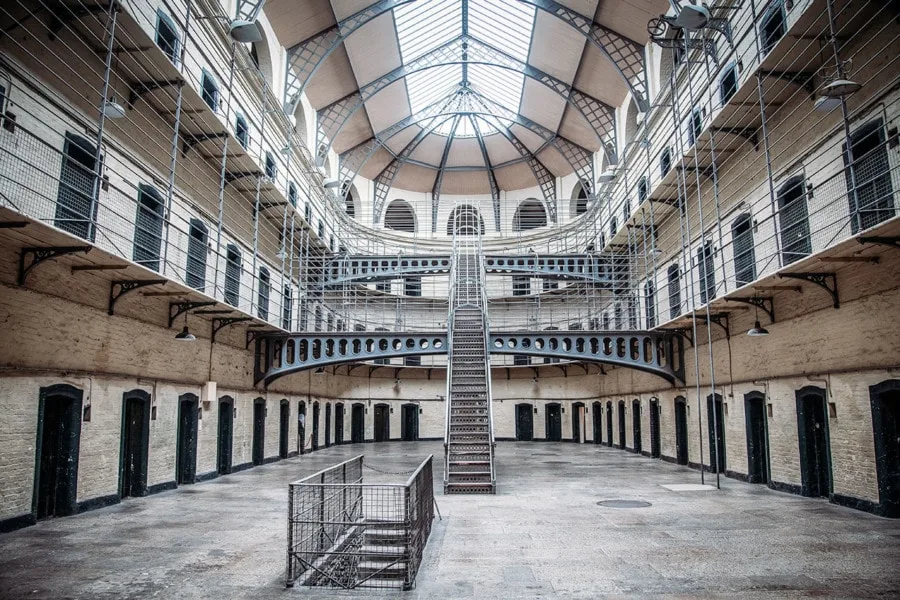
(447, 205), (485, 236)
(869, 380), (900, 516)
(744, 391), (769, 484)
(572, 402), (585, 443)
(177, 393), (199, 484)
(401, 404), (419, 441)
(252, 398), (266, 465)
(648, 398), (661, 458)
(218, 396), (234, 474)
(617, 401), (626, 449)
(312, 402), (320, 450)
(34, 384), (83, 519)
(632, 399), (642, 453)
(706, 394), (726, 473)
(335, 403), (345, 445)
(674, 397), (688, 465)
(592, 401), (603, 444)
(279, 400), (290, 459)
(795, 386), (831, 498)
(120, 389), (150, 498)
(351, 403), (365, 443)
(374, 404), (390, 442)
(512, 199), (547, 231)
(384, 199), (417, 233)
(606, 401), (614, 447)
(545, 403), (562, 441)
(516, 404), (534, 441)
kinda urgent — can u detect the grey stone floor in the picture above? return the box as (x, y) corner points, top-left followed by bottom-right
(2, 442), (899, 599)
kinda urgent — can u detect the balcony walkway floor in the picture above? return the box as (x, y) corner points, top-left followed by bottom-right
(1, 441), (899, 599)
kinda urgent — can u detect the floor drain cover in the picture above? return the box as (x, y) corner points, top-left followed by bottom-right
(597, 499), (652, 508)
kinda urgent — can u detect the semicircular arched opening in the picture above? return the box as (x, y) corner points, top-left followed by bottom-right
(384, 199), (417, 233)
(513, 198), (548, 231)
(447, 205), (485, 236)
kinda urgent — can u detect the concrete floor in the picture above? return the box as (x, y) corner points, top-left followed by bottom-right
(1, 442), (899, 599)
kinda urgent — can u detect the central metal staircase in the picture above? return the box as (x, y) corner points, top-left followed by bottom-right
(444, 224), (496, 494)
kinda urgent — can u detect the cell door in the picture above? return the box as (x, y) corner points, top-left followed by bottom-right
(279, 401), (290, 459)
(55, 133), (99, 241)
(325, 404), (332, 447)
(796, 388), (831, 498)
(632, 400), (642, 453)
(120, 392), (150, 498)
(617, 402), (626, 449)
(649, 400), (661, 458)
(35, 386), (82, 519)
(252, 400), (266, 465)
(744, 393), (769, 484)
(606, 403), (613, 447)
(374, 404), (390, 442)
(675, 399), (688, 465)
(335, 404), (345, 445)
(312, 403), (320, 450)
(846, 119), (894, 233)
(218, 399), (233, 475)
(592, 402), (603, 444)
(707, 395), (726, 473)
(572, 403), (584, 443)
(401, 404), (418, 441)
(545, 404), (562, 441)
(870, 381), (900, 517)
(177, 395), (199, 484)
(297, 402), (306, 454)
(351, 404), (365, 444)
(516, 404), (534, 441)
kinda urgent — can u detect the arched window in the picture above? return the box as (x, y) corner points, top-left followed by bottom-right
(637, 176), (648, 204)
(234, 114), (249, 149)
(257, 267), (270, 320)
(732, 213), (756, 286)
(447, 205), (485, 236)
(287, 181), (297, 207)
(133, 184), (165, 271)
(56, 133), (99, 241)
(624, 98), (639, 146)
(512, 199), (547, 231)
(224, 244), (241, 306)
(686, 107), (702, 146)
(384, 199), (416, 232)
(201, 70), (219, 112)
(572, 181), (589, 216)
(281, 285), (292, 330)
(264, 152), (277, 179)
(667, 264), (681, 319)
(247, 29), (273, 87)
(660, 147), (672, 178)
(720, 63), (738, 106)
(186, 219), (207, 290)
(644, 280), (656, 328)
(777, 176), (811, 264)
(155, 11), (180, 65)
(761, 2), (786, 54)
(293, 102), (308, 147)
(847, 119), (894, 233)
(697, 242), (715, 304)
(345, 185), (360, 219)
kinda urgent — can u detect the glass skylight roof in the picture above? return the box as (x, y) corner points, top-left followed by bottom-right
(395, 0), (536, 137)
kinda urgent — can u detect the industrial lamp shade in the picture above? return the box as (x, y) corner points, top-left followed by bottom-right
(175, 325), (196, 341)
(103, 97), (126, 119)
(598, 168), (617, 183)
(228, 19), (263, 43)
(820, 79), (862, 98)
(671, 5), (710, 30)
(323, 178), (341, 189)
(747, 320), (770, 337)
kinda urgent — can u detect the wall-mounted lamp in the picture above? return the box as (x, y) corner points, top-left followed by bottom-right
(175, 313), (196, 341)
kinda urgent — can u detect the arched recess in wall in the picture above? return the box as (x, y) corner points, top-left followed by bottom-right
(247, 28), (273, 89)
(344, 183), (360, 219)
(570, 180), (590, 217)
(623, 97), (640, 146)
(384, 199), (416, 233)
(447, 205), (485, 236)
(512, 199), (548, 231)
(292, 101), (308, 148)
(658, 28), (685, 88)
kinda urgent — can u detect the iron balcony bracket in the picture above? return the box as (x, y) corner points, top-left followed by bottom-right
(726, 296), (774, 323)
(780, 272), (839, 309)
(212, 317), (253, 342)
(19, 245), (91, 285)
(108, 279), (166, 315)
(168, 301), (217, 327)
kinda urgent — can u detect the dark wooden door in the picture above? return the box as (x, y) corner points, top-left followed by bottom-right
(351, 404), (365, 443)
(121, 393), (149, 498)
(279, 402), (290, 459)
(335, 404), (345, 445)
(649, 400), (661, 458)
(401, 404), (418, 441)
(546, 404), (562, 441)
(592, 402), (602, 444)
(325, 404), (332, 447)
(675, 399), (688, 465)
(374, 404), (390, 442)
(252, 400), (266, 465)
(572, 403), (583, 443)
(796, 388), (831, 498)
(218, 400), (233, 474)
(870, 381), (900, 517)
(632, 400), (642, 453)
(617, 402), (626, 449)
(35, 389), (82, 518)
(707, 395), (726, 473)
(745, 393), (769, 483)
(177, 395), (198, 484)
(516, 404), (533, 441)
(312, 403), (320, 450)
(606, 403), (613, 447)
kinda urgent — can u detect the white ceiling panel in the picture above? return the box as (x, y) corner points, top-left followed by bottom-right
(519, 79), (566, 131)
(446, 138), (486, 167)
(527, 11), (586, 84)
(342, 12), (403, 87)
(364, 80), (411, 133)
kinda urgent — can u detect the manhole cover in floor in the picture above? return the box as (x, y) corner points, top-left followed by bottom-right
(597, 499), (652, 508)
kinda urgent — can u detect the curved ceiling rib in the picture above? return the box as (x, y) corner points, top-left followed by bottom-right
(313, 35), (616, 166)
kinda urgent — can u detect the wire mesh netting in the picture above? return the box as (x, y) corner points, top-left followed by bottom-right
(285, 455), (434, 590)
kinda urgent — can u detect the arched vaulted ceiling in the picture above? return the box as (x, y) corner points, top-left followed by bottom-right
(262, 0), (668, 227)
